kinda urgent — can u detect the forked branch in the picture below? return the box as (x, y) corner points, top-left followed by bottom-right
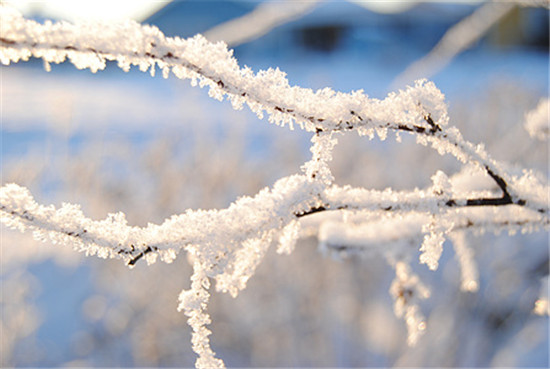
(1, 6), (549, 368)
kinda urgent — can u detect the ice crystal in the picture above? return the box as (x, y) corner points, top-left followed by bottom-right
(277, 220), (300, 255)
(419, 221), (448, 271)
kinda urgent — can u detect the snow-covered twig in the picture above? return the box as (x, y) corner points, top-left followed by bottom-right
(0, 5), (535, 201)
(0, 4), (440, 135)
(1, 6), (549, 367)
(1, 4), (539, 214)
(2, 169), (547, 268)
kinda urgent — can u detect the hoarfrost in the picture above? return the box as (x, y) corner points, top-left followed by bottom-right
(1, 5), (549, 368)
(419, 224), (446, 271)
(277, 220), (300, 255)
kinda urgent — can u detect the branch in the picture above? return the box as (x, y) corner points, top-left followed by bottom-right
(0, 6), (531, 204)
(0, 176), (324, 268)
(3, 6), (548, 367)
(2, 8), (545, 233)
(0, 5), (444, 135)
(2, 169), (547, 265)
(306, 208), (548, 259)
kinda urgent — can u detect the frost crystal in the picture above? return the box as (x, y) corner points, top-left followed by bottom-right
(178, 262), (225, 369)
(0, 6), (453, 136)
(431, 170), (452, 197)
(419, 222), (448, 271)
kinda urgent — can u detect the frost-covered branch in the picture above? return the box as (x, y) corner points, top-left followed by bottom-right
(2, 6), (549, 368)
(0, 4), (441, 135)
(2, 168), (547, 268)
(0, 5), (538, 211)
